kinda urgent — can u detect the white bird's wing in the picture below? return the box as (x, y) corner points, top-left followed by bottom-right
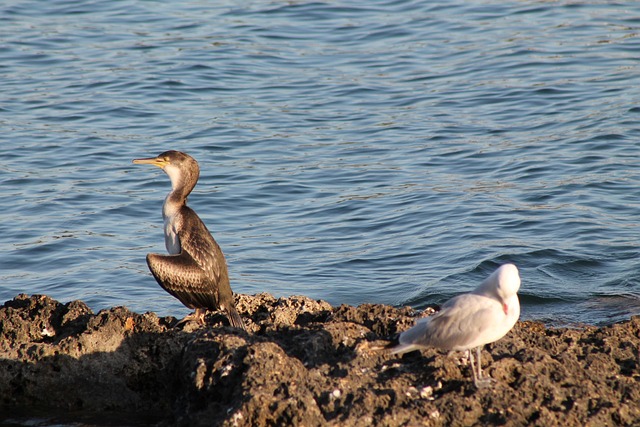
(397, 294), (503, 352)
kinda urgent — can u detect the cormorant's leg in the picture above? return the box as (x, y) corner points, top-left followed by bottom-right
(174, 308), (207, 328)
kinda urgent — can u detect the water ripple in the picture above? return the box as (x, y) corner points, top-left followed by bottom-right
(1, 0), (639, 326)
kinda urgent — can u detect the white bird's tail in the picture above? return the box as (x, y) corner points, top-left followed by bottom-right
(387, 342), (421, 355)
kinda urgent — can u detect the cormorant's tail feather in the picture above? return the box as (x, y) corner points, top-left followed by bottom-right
(226, 306), (246, 330)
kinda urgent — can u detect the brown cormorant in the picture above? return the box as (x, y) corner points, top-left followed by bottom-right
(133, 150), (245, 330)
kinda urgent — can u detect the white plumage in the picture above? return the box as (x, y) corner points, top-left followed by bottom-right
(390, 264), (521, 387)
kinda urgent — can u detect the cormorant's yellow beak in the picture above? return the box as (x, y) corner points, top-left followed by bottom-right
(133, 157), (168, 168)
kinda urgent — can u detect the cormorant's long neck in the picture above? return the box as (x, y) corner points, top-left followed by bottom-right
(163, 165), (197, 218)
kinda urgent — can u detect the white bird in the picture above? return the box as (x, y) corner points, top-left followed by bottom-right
(389, 264), (521, 388)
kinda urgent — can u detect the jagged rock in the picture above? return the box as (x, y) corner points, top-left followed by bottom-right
(1, 293), (639, 426)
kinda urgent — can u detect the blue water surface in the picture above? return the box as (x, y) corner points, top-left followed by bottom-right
(1, 0), (640, 326)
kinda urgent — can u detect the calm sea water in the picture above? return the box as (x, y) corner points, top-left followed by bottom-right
(1, 0), (640, 327)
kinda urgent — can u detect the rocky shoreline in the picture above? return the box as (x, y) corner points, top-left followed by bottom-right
(1, 293), (639, 426)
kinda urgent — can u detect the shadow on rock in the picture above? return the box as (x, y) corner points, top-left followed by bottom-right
(0, 294), (186, 425)
(2, 294), (640, 426)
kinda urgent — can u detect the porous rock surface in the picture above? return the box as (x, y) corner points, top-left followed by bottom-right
(0, 293), (639, 426)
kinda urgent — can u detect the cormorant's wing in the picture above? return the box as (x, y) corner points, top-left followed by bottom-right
(178, 207), (229, 287)
(146, 251), (219, 310)
(151, 206), (244, 328)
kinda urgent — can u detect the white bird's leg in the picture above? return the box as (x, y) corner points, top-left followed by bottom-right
(468, 349), (478, 383)
(473, 346), (496, 389)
